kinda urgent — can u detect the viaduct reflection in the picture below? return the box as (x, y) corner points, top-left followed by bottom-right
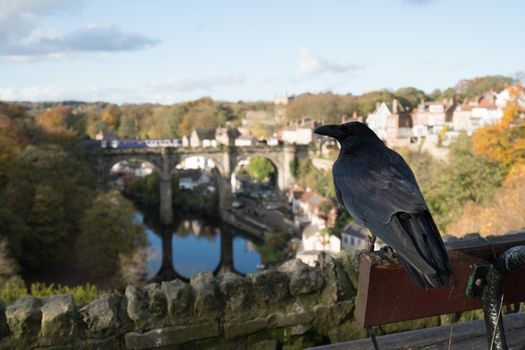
(151, 222), (247, 283)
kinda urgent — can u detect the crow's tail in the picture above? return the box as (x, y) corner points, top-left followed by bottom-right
(394, 211), (452, 288)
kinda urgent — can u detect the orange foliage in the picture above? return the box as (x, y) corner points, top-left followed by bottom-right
(446, 174), (525, 237)
(100, 105), (121, 130)
(36, 106), (76, 140)
(473, 85), (525, 168)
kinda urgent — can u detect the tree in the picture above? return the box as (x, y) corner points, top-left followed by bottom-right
(247, 117), (274, 140)
(24, 185), (68, 267)
(36, 106), (77, 141)
(77, 190), (146, 279)
(100, 105), (121, 130)
(447, 172), (525, 237)
(473, 86), (525, 170)
(423, 135), (505, 230)
(247, 156), (275, 182)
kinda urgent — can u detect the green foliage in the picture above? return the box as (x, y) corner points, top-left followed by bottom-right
(295, 159), (335, 197)
(259, 230), (291, 265)
(125, 172), (219, 216)
(247, 156), (275, 182)
(394, 87), (428, 110)
(398, 135), (505, 230)
(0, 141), (96, 269)
(458, 75), (512, 100)
(77, 190), (147, 279)
(0, 278), (110, 305)
(289, 158), (299, 178)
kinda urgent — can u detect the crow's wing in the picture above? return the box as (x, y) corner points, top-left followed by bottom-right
(333, 149), (427, 226)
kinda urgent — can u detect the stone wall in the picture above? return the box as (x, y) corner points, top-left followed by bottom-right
(0, 252), (366, 350)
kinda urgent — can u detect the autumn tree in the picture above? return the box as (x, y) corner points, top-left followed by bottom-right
(77, 190), (146, 279)
(447, 173), (525, 237)
(36, 106), (77, 141)
(473, 85), (525, 172)
(100, 105), (122, 130)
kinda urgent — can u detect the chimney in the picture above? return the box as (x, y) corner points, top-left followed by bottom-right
(392, 99), (398, 114)
(352, 111), (357, 119)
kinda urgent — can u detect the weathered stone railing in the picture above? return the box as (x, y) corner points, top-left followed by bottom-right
(0, 252), (366, 349)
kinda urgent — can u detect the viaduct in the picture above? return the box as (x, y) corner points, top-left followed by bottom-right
(89, 144), (309, 225)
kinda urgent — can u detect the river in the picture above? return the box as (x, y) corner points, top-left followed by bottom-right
(136, 211), (264, 281)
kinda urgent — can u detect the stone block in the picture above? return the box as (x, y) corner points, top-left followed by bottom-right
(126, 285), (167, 331)
(40, 294), (80, 343)
(313, 300), (354, 333)
(278, 259), (324, 295)
(317, 253), (354, 303)
(248, 270), (290, 308)
(218, 272), (251, 321)
(224, 315), (274, 339)
(75, 336), (121, 350)
(124, 322), (219, 349)
(161, 279), (194, 325)
(5, 296), (42, 341)
(79, 294), (123, 337)
(190, 272), (223, 321)
(250, 339), (278, 350)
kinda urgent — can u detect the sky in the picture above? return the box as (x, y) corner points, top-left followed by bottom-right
(0, 0), (524, 104)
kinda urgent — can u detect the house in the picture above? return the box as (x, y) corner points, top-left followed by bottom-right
(215, 128), (240, 146)
(234, 135), (257, 147)
(179, 170), (211, 191)
(189, 129), (217, 147)
(366, 99), (413, 147)
(182, 135), (190, 147)
(280, 127), (313, 145)
(341, 223), (386, 253)
(452, 104), (503, 135)
(295, 223), (341, 266)
(341, 223), (368, 252)
(412, 100), (456, 138)
(288, 187), (337, 229)
(288, 186), (305, 214)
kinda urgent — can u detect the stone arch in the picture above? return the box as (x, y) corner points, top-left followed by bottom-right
(97, 154), (163, 183)
(232, 152), (287, 191)
(171, 153), (225, 178)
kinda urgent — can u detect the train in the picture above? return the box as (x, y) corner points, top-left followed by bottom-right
(100, 138), (182, 149)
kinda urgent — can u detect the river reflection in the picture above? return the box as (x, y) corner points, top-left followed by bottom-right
(134, 212), (263, 280)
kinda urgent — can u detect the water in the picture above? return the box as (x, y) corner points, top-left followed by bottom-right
(135, 212), (263, 280)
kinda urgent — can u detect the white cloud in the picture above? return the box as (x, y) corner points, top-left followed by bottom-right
(296, 47), (360, 79)
(0, 75), (246, 104)
(0, 0), (159, 61)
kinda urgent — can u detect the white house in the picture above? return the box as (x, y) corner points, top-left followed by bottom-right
(234, 135), (257, 147)
(296, 223), (341, 266)
(189, 129), (217, 148)
(366, 102), (391, 140)
(412, 100), (456, 138)
(280, 127), (313, 145)
(341, 223), (385, 253)
(366, 100), (413, 147)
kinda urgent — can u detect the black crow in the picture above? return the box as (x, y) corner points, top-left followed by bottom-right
(314, 121), (451, 288)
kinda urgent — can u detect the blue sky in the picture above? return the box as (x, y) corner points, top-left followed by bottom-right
(0, 0), (523, 104)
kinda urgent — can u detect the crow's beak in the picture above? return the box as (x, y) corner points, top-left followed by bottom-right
(313, 124), (345, 140)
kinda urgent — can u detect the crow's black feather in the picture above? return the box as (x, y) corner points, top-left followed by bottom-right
(315, 121), (452, 288)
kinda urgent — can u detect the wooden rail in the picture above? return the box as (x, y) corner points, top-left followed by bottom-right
(355, 231), (525, 327)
